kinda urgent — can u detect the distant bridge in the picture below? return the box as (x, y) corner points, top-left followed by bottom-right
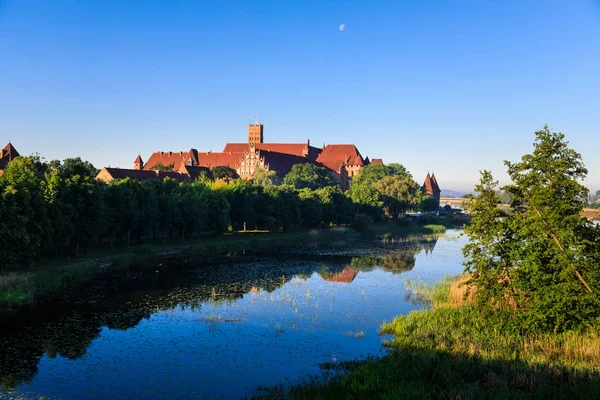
(440, 197), (470, 209)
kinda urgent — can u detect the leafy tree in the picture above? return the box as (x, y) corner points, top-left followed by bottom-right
(298, 189), (323, 228)
(173, 183), (205, 240)
(464, 126), (600, 332)
(315, 186), (338, 226)
(219, 179), (256, 231)
(385, 163), (412, 179)
(283, 163), (336, 190)
(155, 178), (181, 242)
(252, 168), (280, 187)
(351, 164), (388, 186)
(0, 156), (50, 264)
(497, 190), (514, 205)
(347, 183), (383, 220)
(463, 171), (514, 315)
(150, 163), (174, 172)
(46, 158), (104, 255)
(349, 163), (412, 219)
(373, 176), (421, 218)
(419, 195), (438, 213)
(0, 184), (31, 266)
(212, 166), (239, 182)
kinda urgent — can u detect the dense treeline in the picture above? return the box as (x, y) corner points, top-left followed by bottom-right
(0, 156), (435, 266)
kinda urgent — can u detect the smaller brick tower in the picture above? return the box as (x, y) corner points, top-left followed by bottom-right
(422, 172), (441, 208)
(134, 154), (144, 170)
(248, 123), (264, 145)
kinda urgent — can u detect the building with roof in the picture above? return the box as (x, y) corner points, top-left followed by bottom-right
(0, 142), (20, 175)
(96, 154), (212, 183)
(320, 267), (358, 283)
(422, 172), (441, 208)
(113, 124), (381, 189)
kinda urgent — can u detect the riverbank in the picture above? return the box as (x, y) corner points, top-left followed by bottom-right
(0, 221), (451, 314)
(255, 277), (600, 399)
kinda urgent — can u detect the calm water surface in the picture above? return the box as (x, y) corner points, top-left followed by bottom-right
(1, 230), (466, 399)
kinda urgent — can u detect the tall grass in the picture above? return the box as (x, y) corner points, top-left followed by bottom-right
(253, 275), (600, 399)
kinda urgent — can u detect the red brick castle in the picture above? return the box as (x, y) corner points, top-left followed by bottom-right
(98, 124), (380, 189)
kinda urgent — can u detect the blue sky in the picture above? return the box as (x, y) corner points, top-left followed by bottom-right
(1, 0), (599, 192)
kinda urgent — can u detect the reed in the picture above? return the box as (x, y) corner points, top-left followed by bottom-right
(253, 275), (600, 399)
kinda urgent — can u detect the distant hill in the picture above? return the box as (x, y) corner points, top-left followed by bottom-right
(440, 189), (468, 198)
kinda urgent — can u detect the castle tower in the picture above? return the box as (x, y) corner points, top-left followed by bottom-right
(422, 172), (441, 208)
(134, 154), (144, 170)
(0, 142), (20, 173)
(248, 123), (264, 145)
(1, 142), (19, 161)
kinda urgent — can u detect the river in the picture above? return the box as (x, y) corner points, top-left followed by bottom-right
(0, 229), (466, 399)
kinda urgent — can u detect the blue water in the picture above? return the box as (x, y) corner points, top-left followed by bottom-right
(0, 230), (466, 399)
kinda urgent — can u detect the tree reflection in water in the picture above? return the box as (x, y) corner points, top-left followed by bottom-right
(0, 234), (438, 392)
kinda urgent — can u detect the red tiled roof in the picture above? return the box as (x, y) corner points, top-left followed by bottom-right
(98, 168), (188, 182)
(2, 142), (19, 159)
(178, 164), (213, 180)
(134, 154), (143, 163)
(259, 150), (309, 178)
(371, 158), (383, 165)
(222, 143), (249, 153)
(0, 142), (20, 170)
(431, 173), (440, 192)
(143, 149), (196, 171)
(316, 144), (365, 172)
(322, 267), (358, 283)
(223, 142), (322, 162)
(423, 173), (440, 195)
(197, 152), (245, 169)
(187, 149), (199, 165)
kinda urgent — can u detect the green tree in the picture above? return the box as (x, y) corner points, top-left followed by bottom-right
(463, 171), (514, 315)
(0, 156), (50, 264)
(373, 176), (421, 218)
(252, 168), (280, 187)
(283, 163), (336, 190)
(351, 164), (387, 186)
(212, 166), (239, 182)
(150, 163), (174, 172)
(419, 195), (438, 213)
(349, 163), (412, 219)
(497, 190), (514, 205)
(315, 186), (338, 226)
(219, 179), (256, 231)
(385, 163), (412, 179)
(464, 126), (600, 332)
(298, 189), (323, 228)
(46, 158), (104, 255)
(155, 178), (181, 242)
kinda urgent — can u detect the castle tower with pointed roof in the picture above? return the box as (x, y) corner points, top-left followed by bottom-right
(133, 154), (144, 170)
(0, 142), (20, 174)
(422, 172), (441, 208)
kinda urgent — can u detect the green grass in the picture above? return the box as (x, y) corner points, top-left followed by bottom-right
(253, 277), (600, 399)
